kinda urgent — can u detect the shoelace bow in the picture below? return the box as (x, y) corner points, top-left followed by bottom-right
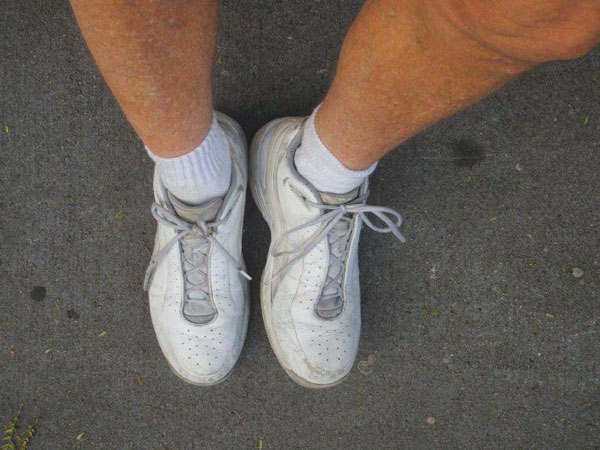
(143, 203), (251, 292)
(267, 194), (406, 283)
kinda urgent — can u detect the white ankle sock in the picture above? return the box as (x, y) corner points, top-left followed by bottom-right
(294, 106), (376, 194)
(146, 115), (232, 205)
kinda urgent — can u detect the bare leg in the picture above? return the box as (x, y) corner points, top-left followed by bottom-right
(69, 0), (217, 157)
(69, 1), (250, 387)
(318, 0), (600, 170)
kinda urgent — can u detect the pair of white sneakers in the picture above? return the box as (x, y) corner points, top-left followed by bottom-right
(144, 112), (405, 388)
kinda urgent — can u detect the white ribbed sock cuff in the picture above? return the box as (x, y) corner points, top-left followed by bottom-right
(294, 105), (376, 194)
(146, 114), (232, 205)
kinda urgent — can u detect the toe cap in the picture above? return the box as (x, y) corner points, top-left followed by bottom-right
(273, 317), (360, 387)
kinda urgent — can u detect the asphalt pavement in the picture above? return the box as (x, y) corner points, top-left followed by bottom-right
(1, 0), (599, 448)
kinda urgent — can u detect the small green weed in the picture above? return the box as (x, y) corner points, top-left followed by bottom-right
(2, 408), (38, 450)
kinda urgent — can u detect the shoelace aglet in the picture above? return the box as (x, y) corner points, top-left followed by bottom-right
(143, 260), (157, 291)
(239, 269), (252, 281)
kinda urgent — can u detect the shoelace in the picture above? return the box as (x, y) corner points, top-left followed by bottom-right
(267, 194), (406, 284)
(143, 203), (251, 292)
(320, 219), (352, 307)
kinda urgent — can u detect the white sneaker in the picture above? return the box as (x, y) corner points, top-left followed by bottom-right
(144, 112), (251, 386)
(250, 117), (405, 388)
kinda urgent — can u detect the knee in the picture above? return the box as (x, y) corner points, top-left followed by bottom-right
(438, 0), (600, 62)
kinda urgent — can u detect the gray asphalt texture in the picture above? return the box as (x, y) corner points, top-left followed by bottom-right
(1, 1), (599, 449)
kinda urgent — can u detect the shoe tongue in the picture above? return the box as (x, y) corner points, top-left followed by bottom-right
(168, 192), (222, 325)
(320, 188), (360, 206)
(168, 193), (223, 223)
(314, 188), (359, 320)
